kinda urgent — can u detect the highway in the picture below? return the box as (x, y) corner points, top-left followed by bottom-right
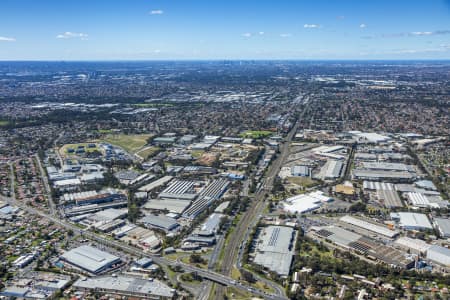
(0, 192), (287, 300)
(215, 97), (311, 299)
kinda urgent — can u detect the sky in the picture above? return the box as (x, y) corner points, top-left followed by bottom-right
(1, 0), (450, 60)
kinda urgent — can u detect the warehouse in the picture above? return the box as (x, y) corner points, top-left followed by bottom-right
(283, 191), (332, 214)
(376, 189), (403, 208)
(139, 215), (180, 232)
(405, 192), (438, 208)
(253, 226), (296, 276)
(138, 176), (173, 193)
(391, 212), (433, 231)
(195, 213), (224, 236)
(434, 218), (450, 238)
(291, 165), (310, 177)
(73, 275), (174, 299)
(158, 180), (198, 201)
(426, 245), (450, 267)
(363, 181), (395, 191)
(361, 162), (412, 172)
(182, 179), (229, 219)
(352, 169), (415, 182)
(144, 198), (191, 214)
(60, 245), (121, 274)
(340, 215), (399, 238)
(394, 237), (431, 254)
(316, 160), (344, 180)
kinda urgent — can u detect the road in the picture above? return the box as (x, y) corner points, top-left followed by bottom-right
(216, 118), (301, 299)
(215, 97), (311, 299)
(34, 154), (57, 215)
(0, 192), (287, 300)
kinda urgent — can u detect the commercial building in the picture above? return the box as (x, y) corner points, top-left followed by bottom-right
(253, 226), (296, 276)
(73, 275), (174, 299)
(376, 189), (403, 208)
(352, 169), (415, 182)
(60, 245), (121, 274)
(291, 165), (310, 177)
(158, 180), (198, 201)
(316, 160), (344, 180)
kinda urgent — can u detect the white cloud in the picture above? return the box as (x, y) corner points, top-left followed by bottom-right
(150, 10), (164, 15)
(241, 33), (252, 38)
(359, 23), (367, 29)
(259, 31), (265, 35)
(0, 36), (16, 42)
(411, 31), (433, 36)
(56, 32), (88, 39)
(280, 33), (292, 38)
(304, 24), (320, 29)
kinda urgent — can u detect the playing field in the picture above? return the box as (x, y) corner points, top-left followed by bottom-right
(102, 134), (152, 154)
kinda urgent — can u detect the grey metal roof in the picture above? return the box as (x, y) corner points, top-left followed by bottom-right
(434, 218), (450, 237)
(61, 245), (120, 273)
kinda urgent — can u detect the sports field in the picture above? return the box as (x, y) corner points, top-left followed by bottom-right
(102, 134), (152, 154)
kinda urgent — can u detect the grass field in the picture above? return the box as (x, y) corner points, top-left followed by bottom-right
(0, 120), (10, 127)
(136, 146), (160, 159)
(286, 176), (317, 187)
(239, 130), (273, 139)
(102, 134), (152, 154)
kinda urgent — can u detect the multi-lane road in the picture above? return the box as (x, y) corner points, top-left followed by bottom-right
(0, 191), (288, 300)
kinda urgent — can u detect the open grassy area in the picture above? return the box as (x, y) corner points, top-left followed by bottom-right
(0, 120), (10, 127)
(102, 134), (152, 154)
(136, 146), (160, 159)
(239, 130), (273, 139)
(286, 176), (317, 187)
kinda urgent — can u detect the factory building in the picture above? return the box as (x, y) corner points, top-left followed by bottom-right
(253, 226), (296, 276)
(434, 218), (450, 238)
(60, 245), (121, 274)
(427, 245), (450, 267)
(73, 275), (174, 299)
(391, 212), (433, 231)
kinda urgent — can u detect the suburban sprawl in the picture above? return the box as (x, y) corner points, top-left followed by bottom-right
(0, 61), (449, 300)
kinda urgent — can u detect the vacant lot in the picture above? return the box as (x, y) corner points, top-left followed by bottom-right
(239, 130), (273, 139)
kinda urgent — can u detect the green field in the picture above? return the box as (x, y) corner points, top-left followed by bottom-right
(239, 130), (273, 139)
(136, 146), (160, 159)
(0, 120), (10, 127)
(102, 134), (152, 154)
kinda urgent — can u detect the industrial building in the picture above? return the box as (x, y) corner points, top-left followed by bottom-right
(340, 215), (399, 238)
(139, 215), (180, 232)
(394, 237), (431, 254)
(391, 212), (433, 231)
(376, 189), (403, 208)
(352, 169), (416, 182)
(434, 218), (450, 238)
(60, 245), (121, 274)
(253, 226), (296, 276)
(427, 245), (450, 267)
(316, 160), (344, 180)
(138, 176), (173, 193)
(182, 179), (229, 219)
(158, 180), (198, 201)
(283, 191), (332, 214)
(361, 162), (413, 173)
(73, 275), (174, 299)
(291, 165), (310, 177)
(62, 189), (126, 206)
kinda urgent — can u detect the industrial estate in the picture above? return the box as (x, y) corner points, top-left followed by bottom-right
(0, 59), (449, 300)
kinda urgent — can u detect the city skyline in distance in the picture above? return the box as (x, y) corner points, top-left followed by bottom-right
(1, 0), (450, 60)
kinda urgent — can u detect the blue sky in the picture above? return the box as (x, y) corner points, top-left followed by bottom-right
(1, 0), (450, 60)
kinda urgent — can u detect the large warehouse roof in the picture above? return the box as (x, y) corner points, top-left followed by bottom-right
(434, 218), (450, 238)
(340, 215), (399, 238)
(61, 245), (120, 274)
(253, 226), (295, 276)
(395, 212), (433, 230)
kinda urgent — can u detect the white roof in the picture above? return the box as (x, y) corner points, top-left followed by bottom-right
(397, 212), (433, 230)
(283, 191), (331, 214)
(61, 245), (120, 273)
